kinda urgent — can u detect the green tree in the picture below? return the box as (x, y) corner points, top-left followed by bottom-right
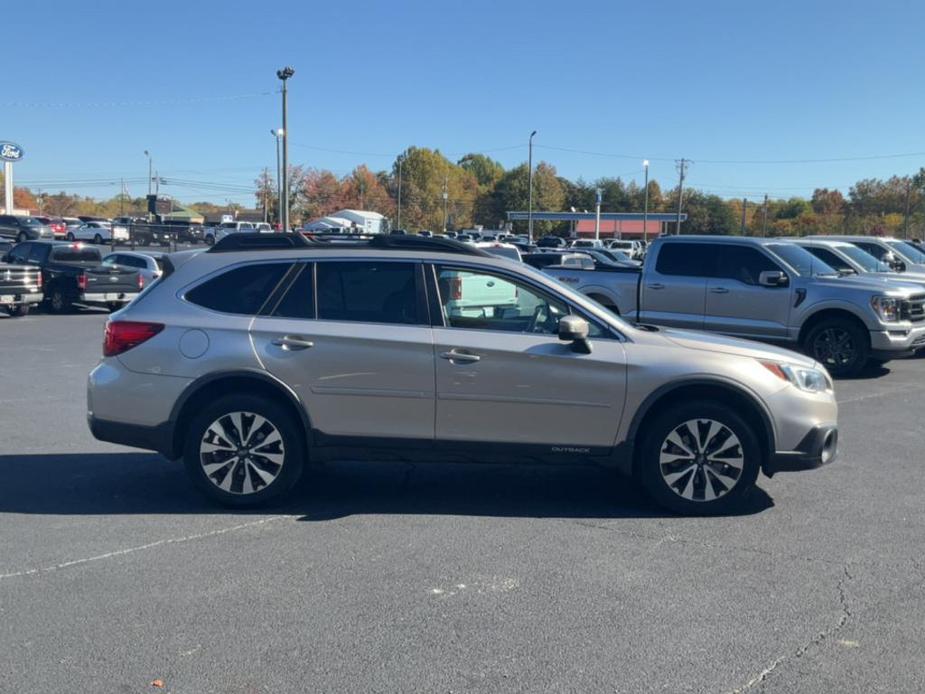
(494, 161), (566, 236)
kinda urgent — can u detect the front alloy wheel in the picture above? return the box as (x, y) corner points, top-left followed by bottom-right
(199, 411), (286, 495)
(659, 419), (744, 503)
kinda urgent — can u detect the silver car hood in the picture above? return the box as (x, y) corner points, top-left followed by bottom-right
(657, 327), (817, 367)
(808, 275), (923, 295)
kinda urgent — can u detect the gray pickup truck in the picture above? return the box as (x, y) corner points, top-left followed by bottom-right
(544, 235), (925, 376)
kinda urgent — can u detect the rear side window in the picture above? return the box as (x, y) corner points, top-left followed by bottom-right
(186, 263), (290, 315)
(854, 242), (887, 260)
(654, 243), (713, 277)
(9, 243), (31, 263)
(316, 261), (421, 325)
(805, 247), (850, 271)
(51, 247), (102, 262)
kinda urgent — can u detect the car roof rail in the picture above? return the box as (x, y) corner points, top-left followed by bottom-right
(207, 232), (316, 253)
(364, 234), (492, 256)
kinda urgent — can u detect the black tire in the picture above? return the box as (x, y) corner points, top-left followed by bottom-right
(183, 394), (305, 508)
(46, 287), (73, 314)
(802, 318), (869, 378)
(638, 402), (761, 516)
(17, 232), (27, 243)
(10, 304), (30, 317)
(205, 234), (215, 246)
(66, 232), (75, 241)
(93, 233), (103, 245)
(107, 302), (122, 313)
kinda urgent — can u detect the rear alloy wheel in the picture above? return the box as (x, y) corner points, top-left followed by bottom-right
(183, 395), (304, 507)
(93, 233), (103, 245)
(17, 232), (27, 243)
(66, 232), (75, 241)
(804, 318), (869, 378)
(47, 288), (72, 314)
(640, 402), (760, 515)
(10, 304), (30, 317)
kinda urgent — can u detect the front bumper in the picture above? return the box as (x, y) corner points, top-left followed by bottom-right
(765, 425), (838, 476)
(869, 324), (925, 358)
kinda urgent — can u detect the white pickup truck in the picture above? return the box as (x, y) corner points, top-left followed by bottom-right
(542, 235), (925, 376)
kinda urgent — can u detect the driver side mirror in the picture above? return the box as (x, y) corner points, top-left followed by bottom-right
(758, 270), (789, 287)
(558, 315), (592, 354)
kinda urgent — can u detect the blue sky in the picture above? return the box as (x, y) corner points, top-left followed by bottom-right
(5, 0), (925, 206)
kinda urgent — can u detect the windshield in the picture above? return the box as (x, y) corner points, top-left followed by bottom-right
(838, 244), (888, 272)
(887, 240), (925, 263)
(767, 243), (838, 276)
(22, 217), (42, 226)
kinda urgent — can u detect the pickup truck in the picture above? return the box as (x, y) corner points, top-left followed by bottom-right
(543, 235), (925, 376)
(0, 254), (42, 316)
(5, 241), (142, 313)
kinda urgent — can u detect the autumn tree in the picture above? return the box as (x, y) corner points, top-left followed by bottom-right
(494, 162), (566, 235)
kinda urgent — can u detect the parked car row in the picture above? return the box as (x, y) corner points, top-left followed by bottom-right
(0, 240), (151, 316)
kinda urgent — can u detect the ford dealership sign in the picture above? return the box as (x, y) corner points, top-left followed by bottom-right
(0, 142), (24, 162)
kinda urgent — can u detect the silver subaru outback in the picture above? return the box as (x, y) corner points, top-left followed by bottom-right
(87, 234), (838, 515)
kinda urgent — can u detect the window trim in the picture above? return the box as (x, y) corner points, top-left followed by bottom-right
(427, 261), (621, 340)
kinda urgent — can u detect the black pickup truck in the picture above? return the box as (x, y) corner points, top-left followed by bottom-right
(5, 241), (141, 313)
(0, 241), (43, 317)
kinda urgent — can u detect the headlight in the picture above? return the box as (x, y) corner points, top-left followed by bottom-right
(871, 295), (901, 322)
(761, 361), (833, 393)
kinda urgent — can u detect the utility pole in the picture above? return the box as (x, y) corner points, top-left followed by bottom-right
(642, 160), (650, 243)
(762, 194), (769, 236)
(396, 155), (403, 230)
(263, 167), (269, 223)
(442, 172), (449, 233)
(903, 178), (912, 239)
(120, 179), (125, 216)
(277, 66), (295, 232)
(675, 158), (688, 235)
(144, 150), (152, 196)
(527, 130), (537, 242)
(594, 188), (602, 240)
(741, 197), (747, 234)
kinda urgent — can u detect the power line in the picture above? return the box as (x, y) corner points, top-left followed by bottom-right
(1, 92), (273, 109)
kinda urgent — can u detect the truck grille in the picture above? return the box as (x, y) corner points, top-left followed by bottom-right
(902, 294), (925, 323)
(0, 267), (41, 290)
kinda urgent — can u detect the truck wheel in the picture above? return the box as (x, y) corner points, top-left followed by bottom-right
(66, 232), (75, 241)
(803, 318), (869, 378)
(639, 402), (761, 515)
(93, 234), (103, 245)
(17, 232), (27, 243)
(205, 235), (215, 246)
(183, 394), (305, 508)
(10, 304), (30, 317)
(47, 288), (73, 314)
(107, 302), (122, 313)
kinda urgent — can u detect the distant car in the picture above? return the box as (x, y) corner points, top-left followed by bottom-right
(522, 251), (594, 270)
(444, 231), (457, 239)
(66, 221), (128, 244)
(418, 230), (433, 237)
(537, 235), (567, 248)
(570, 239), (604, 249)
(34, 216), (67, 238)
(455, 233), (475, 243)
(102, 250), (166, 286)
(475, 241), (522, 262)
(204, 222), (256, 246)
(0, 215), (55, 242)
(606, 239), (644, 260)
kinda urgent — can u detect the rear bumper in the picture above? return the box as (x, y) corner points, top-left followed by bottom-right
(0, 291), (42, 305)
(88, 415), (174, 458)
(765, 425), (838, 476)
(79, 291), (139, 306)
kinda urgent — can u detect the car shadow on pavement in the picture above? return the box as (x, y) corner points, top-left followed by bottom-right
(0, 452), (774, 519)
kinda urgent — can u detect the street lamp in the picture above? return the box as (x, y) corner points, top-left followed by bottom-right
(396, 154), (404, 231)
(642, 159), (649, 244)
(276, 66), (295, 232)
(527, 130), (537, 243)
(270, 128), (283, 222)
(144, 150), (153, 197)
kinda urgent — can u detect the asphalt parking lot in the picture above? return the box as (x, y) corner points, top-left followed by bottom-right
(1, 311), (924, 693)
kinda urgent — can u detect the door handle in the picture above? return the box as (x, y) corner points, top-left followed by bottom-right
(710, 287), (730, 294)
(647, 283), (665, 290)
(439, 349), (481, 363)
(271, 335), (314, 351)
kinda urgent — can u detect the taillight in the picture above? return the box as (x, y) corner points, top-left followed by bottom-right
(137, 274), (144, 290)
(77, 273), (88, 290)
(36, 272), (43, 289)
(103, 321), (164, 357)
(450, 277), (463, 300)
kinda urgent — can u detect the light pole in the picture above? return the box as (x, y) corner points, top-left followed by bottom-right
(276, 66), (294, 232)
(396, 154), (404, 231)
(442, 172), (449, 233)
(271, 129), (283, 224)
(144, 150), (153, 197)
(642, 159), (649, 243)
(527, 130), (537, 243)
(594, 188), (602, 240)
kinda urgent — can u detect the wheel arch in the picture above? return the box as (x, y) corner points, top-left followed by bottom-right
(798, 307), (871, 346)
(625, 379), (775, 478)
(167, 369), (313, 460)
